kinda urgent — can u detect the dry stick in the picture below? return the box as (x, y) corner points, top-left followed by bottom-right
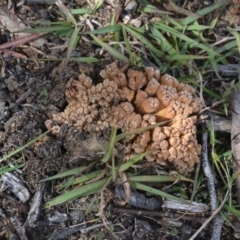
(109, 206), (207, 224)
(231, 90), (240, 204)
(197, 132), (224, 240)
(231, 90), (240, 237)
(48, 221), (111, 240)
(189, 191), (229, 240)
(202, 132), (218, 211)
(205, 112), (231, 133)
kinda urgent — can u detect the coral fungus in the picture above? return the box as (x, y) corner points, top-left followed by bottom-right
(46, 62), (202, 173)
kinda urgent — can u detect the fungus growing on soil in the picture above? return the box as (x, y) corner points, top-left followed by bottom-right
(46, 62), (202, 173)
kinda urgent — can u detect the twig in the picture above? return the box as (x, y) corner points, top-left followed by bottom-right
(109, 205), (207, 224)
(48, 221), (111, 240)
(211, 216), (225, 240)
(11, 217), (28, 240)
(231, 90), (240, 237)
(200, 132), (224, 240)
(189, 191), (229, 240)
(202, 132), (217, 212)
(231, 90), (240, 204)
(204, 112), (231, 133)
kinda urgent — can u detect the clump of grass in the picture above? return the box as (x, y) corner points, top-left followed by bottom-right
(40, 124), (192, 208)
(17, 0), (238, 79)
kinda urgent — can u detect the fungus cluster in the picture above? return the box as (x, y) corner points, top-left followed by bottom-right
(45, 63), (202, 173)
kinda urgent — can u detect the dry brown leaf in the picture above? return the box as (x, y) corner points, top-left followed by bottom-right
(21, 45), (47, 59)
(119, 172), (131, 205)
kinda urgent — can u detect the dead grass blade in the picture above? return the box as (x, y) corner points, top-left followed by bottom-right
(55, 0), (76, 25)
(2, 49), (27, 59)
(0, 33), (46, 49)
(119, 172), (131, 205)
(164, 1), (200, 17)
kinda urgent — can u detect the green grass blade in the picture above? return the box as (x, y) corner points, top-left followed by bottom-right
(85, 24), (122, 34)
(141, 4), (171, 15)
(180, 1), (225, 26)
(39, 167), (85, 182)
(150, 25), (176, 56)
(0, 131), (50, 163)
(122, 25), (163, 57)
(164, 15), (183, 28)
(93, 0), (103, 13)
(119, 152), (152, 172)
(224, 204), (240, 217)
(112, 154), (117, 182)
(128, 175), (192, 182)
(0, 163), (25, 174)
(167, 54), (209, 61)
(189, 81), (221, 100)
(44, 178), (109, 208)
(56, 28), (74, 38)
(129, 181), (189, 204)
(67, 27), (81, 61)
(69, 57), (99, 62)
(69, 57), (99, 63)
(72, 170), (103, 185)
(62, 176), (75, 191)
(149, 50), (169, 72)
(16, 25), (73, 33)
(228, 28), (240, 54)
(37, 57), (99, 62)
(71, 8), (92, 15)
(55, 0), (77, 24)
(210, 118), (216, 146)
(208, 53), (221, 78)
(216, 40), (237, 54)
(154, 22), (217, 55)
(122, 27), (134, 66)
(185, 25), (211, 31)
(115, 121), (169, 142)
(90, 34), (128, 61)
(101, 127), (117, 163)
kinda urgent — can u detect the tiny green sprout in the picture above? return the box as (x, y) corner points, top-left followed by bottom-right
(96, 231), (105, 240)
(170, 228), (179, 236)
(40, 89), (48, 104)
